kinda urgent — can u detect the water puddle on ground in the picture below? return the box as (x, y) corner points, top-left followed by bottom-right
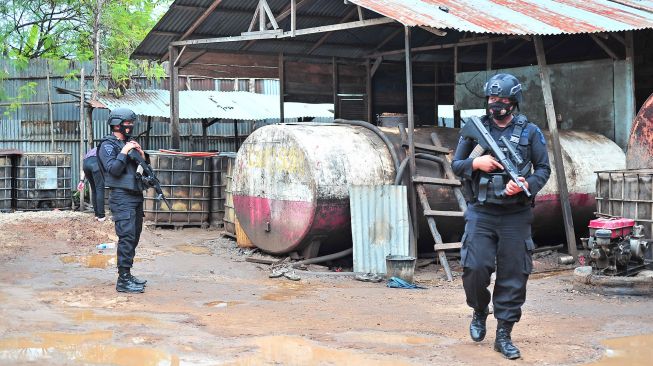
(0, 330), (179, 365)
(204, 300), (243, 308)
(73, 310), (159, 325)
(60, 254), (116, 268)
(589, 334), (653, 365)
(260, 282), (310, 301)
(338, 331), (432, 346)
(228, 335), (417, 366)
(174, 244), (211, 255)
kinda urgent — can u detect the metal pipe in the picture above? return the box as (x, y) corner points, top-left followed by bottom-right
(292, 247), (353, 268)
(333, 119), (400, 171)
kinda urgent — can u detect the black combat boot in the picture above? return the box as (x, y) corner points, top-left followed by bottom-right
(116, 267), (144, 293)
(494, 320), (521, 359)
(128, 273), (147, 286)
(470, 307), (489, 342)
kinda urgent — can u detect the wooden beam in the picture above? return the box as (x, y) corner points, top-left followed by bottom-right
(368, 35), (519, 58)
(366, 59), (372, 123)
(611, 32), (626, 45)
(179, 50), (207, 68)
(405, 25), (417, 257)
(357, 6), (364, 21)
(534, 35), (577, 257)
(374, 27), (403, 52)
(259, 0), (265, 31)
(332, 57), (339, 118)
(247, 4), (260, 32)
(169, 46), (181, 150)
(590, 34), (619, 60)
(291, 0), (296, 36)
(419, 26), (447, 37)
(307, 8), (356, 54)
(370, 57), (382, 77)
(172, 17), (396, 46)
(279, 53), (285, 122)
(260, 0), (279, 29)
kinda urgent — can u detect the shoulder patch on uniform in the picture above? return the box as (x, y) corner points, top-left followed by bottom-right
(103, 144), (114, 155)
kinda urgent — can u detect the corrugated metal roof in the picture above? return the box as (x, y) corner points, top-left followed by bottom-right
(350, 0), (653, 35)
(350, 185), (410, 274)
(57, 88), (333, 120)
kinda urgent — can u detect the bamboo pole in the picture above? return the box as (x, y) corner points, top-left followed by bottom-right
(79, 68), (86, 211)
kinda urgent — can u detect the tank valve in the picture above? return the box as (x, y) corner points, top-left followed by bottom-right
(265, 221), (271, 232)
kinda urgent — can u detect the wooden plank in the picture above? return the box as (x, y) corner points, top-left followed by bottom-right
(260, 0), (279, 30)
(431, 133), (467, 211)
(534, 36), (577, 257)
(332, 57), (339, 119)
(279, 53), (285, 122)
(368, 35), (519, 58)
(412, 176), (461, 187)
(172, 17), (395, 46)
(434, 242), (462, 250)
(169, 46), (181, 150)
(366, 59), (372, 123)
(411, 142), (450, 154)
(424, 210), (465, 217)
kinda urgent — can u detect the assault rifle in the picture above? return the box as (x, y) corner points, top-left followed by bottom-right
(461, 116), (531, 198)
(127, 149), (172, 209)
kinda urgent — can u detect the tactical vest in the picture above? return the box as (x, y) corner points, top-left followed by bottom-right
(472, 115), (533, 206)
(97, 135), (143, 192)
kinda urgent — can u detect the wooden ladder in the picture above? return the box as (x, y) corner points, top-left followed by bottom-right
(404, 131), (467, 281)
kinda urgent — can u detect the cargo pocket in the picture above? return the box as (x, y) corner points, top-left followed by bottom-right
(524, 238), (535, 274)
(460, 233), (469, 267)
(112, 211), (131, 222)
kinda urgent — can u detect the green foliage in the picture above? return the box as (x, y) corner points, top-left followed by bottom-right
(0, 0), (171, 100)
(2, 81), (37, 116)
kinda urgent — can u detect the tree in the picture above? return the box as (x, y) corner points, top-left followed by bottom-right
(0, 0), (169, 99)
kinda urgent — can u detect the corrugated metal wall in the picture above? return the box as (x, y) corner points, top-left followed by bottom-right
(0, 59), (295, 184)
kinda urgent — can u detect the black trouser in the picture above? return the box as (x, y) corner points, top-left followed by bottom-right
(83, 156), (105, 218)
(460, 206), (535, 323)
(109, 189), (144, 269)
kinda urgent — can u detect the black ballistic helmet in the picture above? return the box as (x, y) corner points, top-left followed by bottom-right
(483, 73), (523, 104)
(107, 107), (137, 126)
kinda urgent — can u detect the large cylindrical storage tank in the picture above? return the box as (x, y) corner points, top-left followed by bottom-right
(626, 92), (653, 169)
(234, 124), (624, 254)
(144, 151), (211, 227)
(15, 152), (72, 211)
(232, 124), (395, 254)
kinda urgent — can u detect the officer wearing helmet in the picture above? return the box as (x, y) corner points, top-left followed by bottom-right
(451, 74), (551, 359)
(97, 107), (148, 293)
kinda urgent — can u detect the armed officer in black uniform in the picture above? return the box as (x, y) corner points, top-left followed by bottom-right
(98, 107), (148, 293)
(451, 74), (551, 359)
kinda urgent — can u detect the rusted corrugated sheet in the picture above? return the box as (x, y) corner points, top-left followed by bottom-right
(350, 185), (410, 275)
(350, 0), (653, 34)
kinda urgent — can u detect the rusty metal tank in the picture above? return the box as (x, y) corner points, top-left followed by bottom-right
(234, 123), (625, 254)
(232, 124), (395, 254)
(627, 92), (653, 169)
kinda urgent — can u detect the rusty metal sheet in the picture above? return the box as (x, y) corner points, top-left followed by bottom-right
(350, 0), (653, 34)
(350, 185), (409, 274)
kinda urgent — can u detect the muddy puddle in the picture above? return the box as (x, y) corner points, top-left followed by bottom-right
(73, 310), (159, 325)
(60, 254), (116, 268)
(229, 335), (417, 366)
(337, 331), (433, 346)
(589, 334), (653, 365)
(0, 330), (179, 366)
(174, 244), (211, 255)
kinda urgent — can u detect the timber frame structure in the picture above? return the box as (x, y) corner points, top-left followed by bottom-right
(133, 0), (653, 256)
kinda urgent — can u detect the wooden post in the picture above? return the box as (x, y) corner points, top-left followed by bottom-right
(46, 61), (55, 150)
(534, 36), (577, 256)
(86, 107), (94, 149)
(146, 116), (152, 150)
(453, 45), (461, 128)
(169, 45), (181, 149)
(79, 68), (85, 211)
(405, 25), (417, 256)
(332, 57), (339, 119)
(366, 58), (372, 123)
(202, 119), (208, 152)
(625, 30), (635, 145)
(434, 63), (439, 126)
(279, 53), (285, 122)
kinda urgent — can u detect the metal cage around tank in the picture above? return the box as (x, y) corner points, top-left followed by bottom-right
(596, 169), (653, 238)
(143, 151), (212, 227)
(14, 152), (72, 211)
(0, 155), (11, 212)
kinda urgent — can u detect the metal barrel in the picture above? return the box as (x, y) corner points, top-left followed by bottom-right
(143, 151), (211, 227)
(0, 155), (11, 212)
(627, 92), (653, 169)
(15, 152), (72, 211)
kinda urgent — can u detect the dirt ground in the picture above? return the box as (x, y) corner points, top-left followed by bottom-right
(0, 211), (651, 366)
